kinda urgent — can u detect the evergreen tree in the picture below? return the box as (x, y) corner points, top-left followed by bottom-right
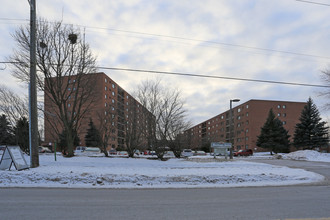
(85, 119), (102, 148)
(293, 97), (329, 149)
(15, 117), (29, 154)
(257, 109), (291, 154)
(0, 114), (15, 145)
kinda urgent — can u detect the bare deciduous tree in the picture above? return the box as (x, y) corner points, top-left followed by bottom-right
(321, 68), (330, 110)
(0, 85), (28, 128)
(9, 19), (97, 157)
(135, 78), (191, 159)
(96, 104), (117, 157)
(124, 99), (150, 157)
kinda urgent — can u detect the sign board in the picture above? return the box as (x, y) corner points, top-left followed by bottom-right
(211, 142), (232, 149)
(211, 142), (232, 159)
(0, 146), (29, 171)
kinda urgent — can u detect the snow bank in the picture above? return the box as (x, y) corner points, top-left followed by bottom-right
(0, 154), (324, 188)
(283, 150), (330, 162)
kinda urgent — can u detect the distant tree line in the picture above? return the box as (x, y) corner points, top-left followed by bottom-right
(4, 17), (330, 159)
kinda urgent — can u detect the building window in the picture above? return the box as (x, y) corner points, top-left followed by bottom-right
(283, 105), (286, 109)
(68, 103), (71, 107)
(277, 105), (281, 109)
(112, 99), (115, 103)
(238, 108), (241, 113)
(246, 128), (249, 133)
(112, 91), (115, 96)
(105, 78), (107, 83)
(246, 104), (249, 109)
(68, 88), (71, 91)
(237, 116), (241, 120)
(112, 84), (115, 88)
(283, 113), (286, 117)
(105, 95), (107, 99)
(221, 115), (224, 119)
(278, 113), (281, 117)
(246, 120), (249, 125)
(105, 103), (107, 107)
(283, 121), (286, 125)
(105, 86), (107, 91)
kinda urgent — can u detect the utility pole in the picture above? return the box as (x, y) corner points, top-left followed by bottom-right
(29, 0), (39, 167)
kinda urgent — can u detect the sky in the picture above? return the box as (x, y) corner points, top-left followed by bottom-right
(1, 0), (330, 125)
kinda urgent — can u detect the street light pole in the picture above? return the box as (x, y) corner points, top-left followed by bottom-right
(229, 99), (240, 159)
(29, 0), (39, 167)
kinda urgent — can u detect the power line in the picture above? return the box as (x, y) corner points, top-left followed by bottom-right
(0, 61), (26, 64)
(0, 18), (28, 21)
(78, 24), (330, 61)
(98, 66), (330, 88)
(296, 0), (330, 6)
(2, 60), (329, 88)
(1, 17), (328, 61)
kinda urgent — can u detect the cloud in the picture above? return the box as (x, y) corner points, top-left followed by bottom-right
(1, 0), (330, 125)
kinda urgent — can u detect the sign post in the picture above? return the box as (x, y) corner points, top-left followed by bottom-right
(211, 142), (232, 160)
(0, 146), (29, 171)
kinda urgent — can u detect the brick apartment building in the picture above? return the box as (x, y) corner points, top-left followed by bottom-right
(44, 72), (154, 151)
(184, 99), (306, 152)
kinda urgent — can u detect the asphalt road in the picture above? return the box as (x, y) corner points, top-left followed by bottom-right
(0, 160), (329, 220)
(249, 158), (330, 186)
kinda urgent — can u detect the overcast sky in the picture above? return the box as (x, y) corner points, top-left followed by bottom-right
(1, 0), (330, 125)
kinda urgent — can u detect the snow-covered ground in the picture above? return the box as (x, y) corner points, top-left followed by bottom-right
(282, 150), (330, 162)
(0, 150), (327, 189)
